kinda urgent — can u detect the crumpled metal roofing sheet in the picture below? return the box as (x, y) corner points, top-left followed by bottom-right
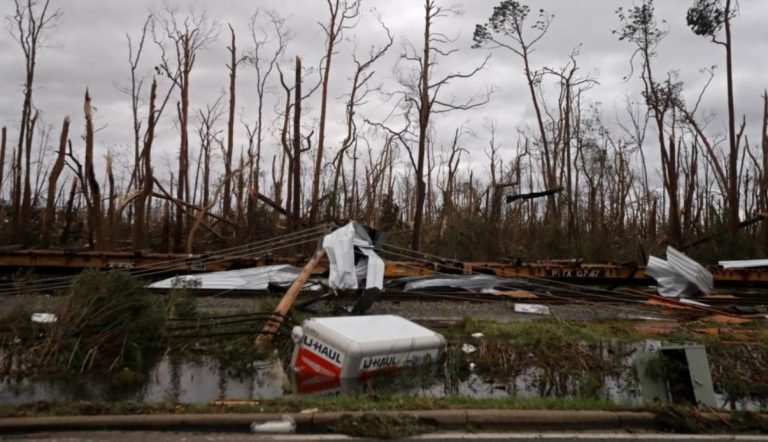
(148, 264), (319, 291)
(645, 246), (713, 298)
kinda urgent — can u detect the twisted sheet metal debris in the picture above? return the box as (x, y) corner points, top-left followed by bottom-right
(645, 246), (713, 298)
(148, 264), (321, 291)
(322, 221), (384, 290)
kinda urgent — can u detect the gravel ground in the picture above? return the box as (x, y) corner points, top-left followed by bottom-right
(192, 295), (667, 323)
(0, 293), (665, 323)
(0, 294), (60, 316)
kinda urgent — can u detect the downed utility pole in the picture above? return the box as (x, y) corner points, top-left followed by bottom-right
(255, 247), (326, 349)
(681, 211), (768, 251)
(505, 187), (563, 204)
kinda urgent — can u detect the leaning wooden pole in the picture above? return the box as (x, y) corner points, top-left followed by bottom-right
(256, 247), (326, 349)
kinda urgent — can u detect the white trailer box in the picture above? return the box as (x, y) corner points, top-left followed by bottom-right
(291, 315), (446, 380)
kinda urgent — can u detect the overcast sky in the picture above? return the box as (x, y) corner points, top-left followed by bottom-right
(1, 0), (767, 192)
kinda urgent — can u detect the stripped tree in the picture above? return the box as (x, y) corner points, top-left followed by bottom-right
(401, 0), (489, 251)
(0, 127), (6, 198)
(329, 16), (393, 220)
(223, 23), (245, 228)
(42, 116), (69, 245)
(474, 1), (557, 217)
(83, 90), (104, 250)
(245, 10), (290, 234)
(153, 5), (217, 252)
(615, 0), (684, 246)
(7, 0), (60, 231)
(309, 0), (361, 226)
(686, 0), (741, 237)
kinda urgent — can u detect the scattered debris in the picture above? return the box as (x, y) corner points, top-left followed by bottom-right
(514, 303), (551, 316)
(646, 246), (713, 298)
(211, 399), (260, 406)
(461, 343), (477, 354)
(400, 274), (498, 292)
(386, 274), (538, 295)
(251, 415), (296, 433)
(322, 221), (384, 290)
(30, 313), (56, 324)
(637, 343), (717, 408)
(679, 298), (711, 308)
(148, 264), (321, 292)
(471, 332), (484, 339)
(330, 413), (436, 439)
(492, 289), (537, 299)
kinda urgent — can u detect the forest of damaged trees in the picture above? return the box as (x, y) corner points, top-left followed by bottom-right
(0, 0), (767, 263)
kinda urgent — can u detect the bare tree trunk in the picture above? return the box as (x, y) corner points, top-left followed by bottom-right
(309, 0), (361, 226)
(106, 152), (116, 250)
(723, 0), (739, 237)
(153, 7), (216, 250)
(21, 111), (38, 225)
(173, 34), (191, 252)
(761, 92), (768, 253)
(84, 90), (104, 250)
(43, 116), (70, 245)
(291, 56), (302, 230)
(11, 0), (59, 231)
(0, 127), (6, 198)
(248, 11), (289, 231)
(236, 152), (245, 226)
(133, 79), (157, 250)
(127, 15), (151, 196)
(223, 24), (238, 225)
(409, 0), (487, 250)
(60, 179), (77, 245)
(411, 2), (433, 251)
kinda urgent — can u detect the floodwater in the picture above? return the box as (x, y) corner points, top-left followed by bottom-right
(0, 356), (286, 405)
(0, 351), (643, 406)
(0, 341), (755, 410)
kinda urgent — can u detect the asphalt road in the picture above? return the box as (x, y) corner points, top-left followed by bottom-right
(3, 433), (767, 441)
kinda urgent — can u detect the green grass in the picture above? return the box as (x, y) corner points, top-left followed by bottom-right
(453, 316), (644, 343)
(0, 395), (638, 418)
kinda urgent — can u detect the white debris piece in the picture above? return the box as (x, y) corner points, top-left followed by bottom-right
(461, 343), (477, 354)
(679, 298), (711, 308)
(403, 274), (498, 292)
(322, 221), (384, 290)
(645, 246), (713, 298)
(719, 259), (768, 269)
(251, 415), (296, 433)
(31, 313), (57, 323)
(148, 264), (320, 292)
(514, 303), (551, 315)
(471, 332), (484, 339)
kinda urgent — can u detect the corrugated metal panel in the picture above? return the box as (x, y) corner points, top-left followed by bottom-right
(645, 247), (713, 297)
(148, 264), (318, 291)
(666, 246), (713, 294)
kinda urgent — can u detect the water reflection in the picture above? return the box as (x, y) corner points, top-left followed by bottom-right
(0, 341), (760, 411)
(0, 356), (286, 405)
